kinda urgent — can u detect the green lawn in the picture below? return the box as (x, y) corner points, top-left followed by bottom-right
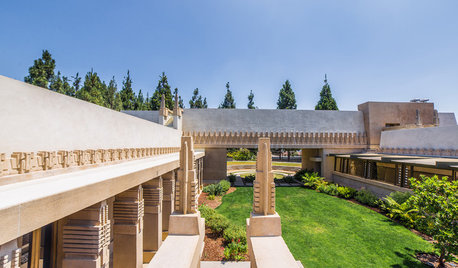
(216, 187), (433, 268)
(227, 161), (301, 167)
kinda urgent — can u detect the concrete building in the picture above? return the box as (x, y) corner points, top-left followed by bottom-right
(0, 74), (457, 267)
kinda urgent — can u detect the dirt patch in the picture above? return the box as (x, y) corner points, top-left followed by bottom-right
(416, 253), (458, 268)
(201, 227), (225, 261)
(198, 187), (237, 209)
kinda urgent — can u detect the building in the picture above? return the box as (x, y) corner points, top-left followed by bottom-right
(0, 75), (457, 267)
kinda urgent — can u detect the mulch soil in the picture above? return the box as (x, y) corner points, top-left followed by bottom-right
(416, 253), (458, 268)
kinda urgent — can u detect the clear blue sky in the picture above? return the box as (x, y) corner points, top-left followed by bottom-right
(1, 0), (457, 114)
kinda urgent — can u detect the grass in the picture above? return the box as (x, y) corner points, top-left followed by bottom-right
(216, 187), (433, 268)
(227, 161), (301, 167)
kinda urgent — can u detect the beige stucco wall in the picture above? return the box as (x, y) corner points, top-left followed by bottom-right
(358, 102), (435, 148)
(0, 76), (181, 154)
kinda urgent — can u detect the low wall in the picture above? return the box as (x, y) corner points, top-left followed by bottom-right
(332, 171), (410, 198)
(0, 76), (181, 154)
(228, 165), (300, 172)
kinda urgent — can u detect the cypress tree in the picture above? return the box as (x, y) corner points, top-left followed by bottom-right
(120, 70), (136, 110)
(173, 88), (184, 109)
(315, 74), (338, 110)
(277, 80), (297, 109)
(105, 77), (118, 110)
(219, 82), (236, 109)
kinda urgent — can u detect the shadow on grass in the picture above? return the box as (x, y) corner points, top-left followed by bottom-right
(390, 247), (427, 268)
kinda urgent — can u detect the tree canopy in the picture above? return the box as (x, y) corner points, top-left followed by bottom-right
(151, 72), (173, 110)
(24, 50), (56, 88)
(247, 90), (256, 109)
(277, 80), (297, 109)
(189, 88), (208, 108)
(119, 71), (136, 110)
(219, 82), (236, 109)
(315, 75), (338, 110)
(173, 88), (184, 109)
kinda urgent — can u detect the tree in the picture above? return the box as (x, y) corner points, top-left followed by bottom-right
(247, 90), (256, 109)
(76, 69), (106, 106)
(173, 88), (184, 109)
(24, 50), (56, 88)
(219, 82), (236, 109)
(410, 175), (458, 267)
(119, 70), (136, 110)
(135, 90), (146, 110)
(105, 77), (118, 110)
(72, 73), (81, 96)
(315, 74), (338, 110)
(189, 88), (208, 108)
(151, 72), (173, 110)
(277, 80), (297, 109)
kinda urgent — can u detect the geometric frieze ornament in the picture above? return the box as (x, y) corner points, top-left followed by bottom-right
(184, 130), (368, 149)
(0, 147), (180, 178)
(253, 138), (275, 216)
(113, 185), (144, 268)
(0, 239), (21, 268)
(380, 147), (458, 157)
(62, 200), (111, 268)
(175, 136), (198, 214)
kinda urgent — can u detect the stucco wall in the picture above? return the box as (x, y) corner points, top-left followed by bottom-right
(0, 75), (181, 154)
(438, 112), (457, 127)
(122, 110), (160, 124)
(380, 126), (458, 150)
(182, 109), (365, 133)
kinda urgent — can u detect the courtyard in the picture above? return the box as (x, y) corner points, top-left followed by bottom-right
(214, 187), (433, 268)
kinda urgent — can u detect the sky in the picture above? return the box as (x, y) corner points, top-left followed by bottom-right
(1, 0), (457, 115)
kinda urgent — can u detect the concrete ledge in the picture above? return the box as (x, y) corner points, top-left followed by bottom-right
(169, 212), (205, 236)
(247, 213), (281, 237)
(148, 235), (200, 268)
(332, 171), (411, 198)
(250, 236), (299, 268)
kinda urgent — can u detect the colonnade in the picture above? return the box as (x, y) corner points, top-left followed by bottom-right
(0, 159), (204, 268)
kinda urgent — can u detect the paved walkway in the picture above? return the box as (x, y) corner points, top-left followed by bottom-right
(201, 261), (250, 268)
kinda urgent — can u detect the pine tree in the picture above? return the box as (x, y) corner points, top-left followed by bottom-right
(135, 90), (145, 110)
(105, 77), (118, 110)
(76, 69), (106, 106)
(315, 75), (338, 110)
(72, 73), (81, 96)
(150, 72), (173, 110)
(49, 71), (74, 96)
(24, 50), (56, 88)
(145, 92), (151, 110)
(219, 82), (236, 109)
(277, 80), (297, 109)
(114, 93), (123, 111)
(119, 70), (136, 110)
(189, 88), (208, 108)
(247, 90), (256, 109)
(62, 76), (74, 96)
(173, 88), (184, 108)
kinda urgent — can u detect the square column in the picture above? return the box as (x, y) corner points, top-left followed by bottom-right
(113, 186), (144, 268)
(62, 201), (111, 268)
(162, 171), (175, 232)
(142, 177), (163, 262)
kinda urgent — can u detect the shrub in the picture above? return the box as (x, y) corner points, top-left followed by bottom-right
(227, 148), (255, 161)
(223, 240), (247, 261)
(227, 174), (237, 185)
(355, 189), (379, 207)
(198, 205), (216, 219)
(410, 175), (458, 266)
(243, 174), (255, 184)
(321, 184), (339, 196)
(206, 214), (230, 233)
(302, 172), (326, 189)
(380, 196), (417, 228)
(207, 194), (215, 200)
(387, 191), (412, 204)
(223, 224), (247, 244)
(219, 180), (231, 192)
(203, 183), (224, 196)
(283, 175), (295, 183)
(293, 168), (313, 181)
(337, 186), (357, 199)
